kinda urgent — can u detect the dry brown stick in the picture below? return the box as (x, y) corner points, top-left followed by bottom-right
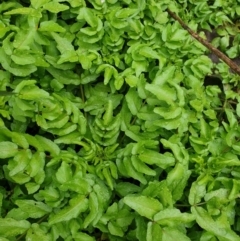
(167, 9), (240, 76)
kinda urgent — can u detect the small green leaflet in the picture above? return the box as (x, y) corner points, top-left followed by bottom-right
(83, 191), (99, 228)
(35, 135), (60, 156)
(154, 208), (195, 226)
(77, 7), (99, 28)
(4, 7), (41, 18)
(0, 141), (18, 159)
(0, 218), (30, 238)
(73, 232), (95, 241)
(108, 221), (124, 237)
(15, 200), (52, 218)
(192, 206), (240, 241)
(115, 8), (138, 19)
(30, 0), (50, 9)
(166, 163), (191, 201)
(8, 149), (31, 177)
(55, 162), (73, 184)
(39, 21), (66, 32)
(138, 149), (175, 169)
(49, 195), (88, 225)
(136, 216), (148, 241)
(26, 223), (52, 241)
(153, 66), (175, 85)
(123, 195), (163, 219)
(19, 86), (49, 100)
(145, 83), (177, 106)
(125, 88), (142, 115)
(139, 46), (159, 59)
(0, 49), (37, 76)
(42, 2), (69, 13)
(146, 222), (162, 241)
(161, 227), (191, 241)
(11, 51), (36, 65)
(131, 155), (156, 176)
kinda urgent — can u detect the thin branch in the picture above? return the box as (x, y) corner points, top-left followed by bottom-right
(167, 9), (240, 75)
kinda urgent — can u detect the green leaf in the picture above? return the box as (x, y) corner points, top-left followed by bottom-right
(189, 179), (207, 206)
(19, 86), (49, 100)
(3, 32), (14, 55)
(4, 7), (41, 17)
(124, 195), (163, 219)
(8, 149), (31, 176)
(145, 83), (176, 106)
(125, 75), (138, 87)
(146, 221), (162, 241)
(115, 182), (141, 197)
(138, 149), (175, 169)
(49, 195), (88, 225)
(131, 155), (156, 176)
(83, 191), (99, 228)
(153, 66), (175, 85)
(28, 151), (45, 178)
(0, 141), (18, 159)
(56, 162), (72, 184)
(31, 0), (50, 9)
(0, 49), (37, 76)
(47, 67), (81, 85)
(38, 186), (60, 203)
(35, 135), (60, 156)
(192, 206), (240, 241)
(25, 182), (40, 194)
(154, 106), (182, 119)
(15, 200), (52, 218)
(39, 21), (66, 32)
(47, 114), (69, 129)
(121, 157), (147, 184)
(6, 208), (29, 220)
(167, 163), (191, 201)
(0, 22), (10, 39)
(162, 227), (191, 241)
(26, 223), (52, 241)
(78, 7), (99, 27)
(73, 232), (95, 241)
(108, 221), (124, 237)
(43, 2), (69, 13)
(154, 208), (195, 226)
(225, 108), (237, 128)
(0, 218), (30, 238)
(161, 138), (188, 163)
(171, 29), (187, 41)
(10, 131), (29, 149)
(51, 32), (75, 54)
(136, 216), (148, 241)
(139, 46), (159, 59)
(115, 8), (138, 19)
(125, 88), (142, 115)
(11, 52), (36, 65)
(142, 180), (173, 207)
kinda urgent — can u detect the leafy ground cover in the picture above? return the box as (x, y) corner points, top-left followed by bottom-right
(1, 0), (240, 240)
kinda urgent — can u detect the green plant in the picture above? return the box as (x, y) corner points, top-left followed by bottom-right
(1, 0), (240, 240)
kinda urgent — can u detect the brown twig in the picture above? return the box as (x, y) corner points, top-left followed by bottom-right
(167, 9), (240, 75)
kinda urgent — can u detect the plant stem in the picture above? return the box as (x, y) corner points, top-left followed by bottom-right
(167, 9), (240, 75)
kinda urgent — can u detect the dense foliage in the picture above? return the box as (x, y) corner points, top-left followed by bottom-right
(1, 0), (240, 240)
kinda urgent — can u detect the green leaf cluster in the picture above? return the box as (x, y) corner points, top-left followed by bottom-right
(0, 0), (240, 240)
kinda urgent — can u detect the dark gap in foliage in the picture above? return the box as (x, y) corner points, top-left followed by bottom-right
(204, 75), (223, 91)
(18, 0), (30, 7)
(25, 123), (40, 136)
